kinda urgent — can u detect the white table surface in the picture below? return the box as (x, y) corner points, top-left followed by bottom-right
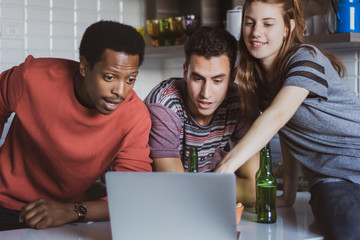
(238, 191), (324, 240)
(0, 192), (324, 240)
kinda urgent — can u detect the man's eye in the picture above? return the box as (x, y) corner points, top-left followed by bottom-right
(127, 78), (136, 84)
(104, 75), (114, 81)
(214, 79), (223, 84)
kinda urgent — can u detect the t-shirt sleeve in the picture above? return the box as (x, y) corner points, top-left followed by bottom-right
(283, 46), (329, 100)
(147, 103), (182, 158)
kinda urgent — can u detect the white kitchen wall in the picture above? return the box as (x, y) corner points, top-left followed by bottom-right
(2, 0), (113, 70)
(328, 48), (360, 96)
(136, 55), (185, 100)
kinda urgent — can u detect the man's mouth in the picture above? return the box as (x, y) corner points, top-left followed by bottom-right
(199, 101), (213, 109)
(103, 98), (122, 111)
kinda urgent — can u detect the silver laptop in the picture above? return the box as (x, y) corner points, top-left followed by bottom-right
(106, 172), (237, 240)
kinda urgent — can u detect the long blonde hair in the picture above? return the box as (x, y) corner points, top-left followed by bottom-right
(237, 0), (346, 118)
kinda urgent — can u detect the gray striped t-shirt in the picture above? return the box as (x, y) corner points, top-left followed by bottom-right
(278, 44), (360, 187)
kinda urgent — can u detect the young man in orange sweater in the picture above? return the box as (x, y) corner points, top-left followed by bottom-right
(0, 21), (152, 230)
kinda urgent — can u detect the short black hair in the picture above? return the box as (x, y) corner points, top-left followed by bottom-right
(184, 26), (238, 72)
(79, 20), (145, 69)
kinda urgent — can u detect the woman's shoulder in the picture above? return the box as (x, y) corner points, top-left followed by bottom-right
(286, 44), (328, 69)
(289, 44), (322, 59)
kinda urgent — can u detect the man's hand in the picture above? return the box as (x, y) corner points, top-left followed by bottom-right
(19, 199), (77, 229)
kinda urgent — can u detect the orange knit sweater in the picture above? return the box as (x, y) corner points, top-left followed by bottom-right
(0, 56), (152, 210)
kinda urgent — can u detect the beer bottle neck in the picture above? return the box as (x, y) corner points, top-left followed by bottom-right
(260, 146), (273, 176)
(189, 147), (198, 172)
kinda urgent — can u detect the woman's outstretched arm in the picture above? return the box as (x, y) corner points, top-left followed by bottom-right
(215, 85), (309, 174)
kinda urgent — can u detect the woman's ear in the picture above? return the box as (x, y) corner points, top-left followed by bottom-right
(289, 19), (296, 34)
(284, 19), (296, 38)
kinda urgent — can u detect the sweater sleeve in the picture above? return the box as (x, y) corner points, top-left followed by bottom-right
(0, 69), (13, 134)
(0, 60), (27, 134)
(112, 104), (153, 172)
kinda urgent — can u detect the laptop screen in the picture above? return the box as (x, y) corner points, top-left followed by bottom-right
(106, 172), (237, 240)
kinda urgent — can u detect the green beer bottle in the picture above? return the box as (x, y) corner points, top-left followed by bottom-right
(255, 146), (267, 213)
(256, 144), (277, 223)
(188, 147), (198, 172)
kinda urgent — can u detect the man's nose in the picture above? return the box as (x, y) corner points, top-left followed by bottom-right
(112, 80), (126, 97)
(201, 81), (211, 98)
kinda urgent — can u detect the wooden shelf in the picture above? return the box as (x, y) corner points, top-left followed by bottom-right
(305, 32), (360, 49)
(144, 32), (360, 59)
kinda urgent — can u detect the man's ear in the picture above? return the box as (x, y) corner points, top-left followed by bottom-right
(79, 56), (89, 77)
(230, 67), (238, 83)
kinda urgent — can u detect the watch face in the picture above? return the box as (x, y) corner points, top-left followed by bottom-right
(74, 202), (87, 220)
(78, 204), (87, 215)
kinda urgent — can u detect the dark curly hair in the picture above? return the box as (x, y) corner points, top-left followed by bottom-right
(79, 20), (145, 69)
(184, 26), (238, 73)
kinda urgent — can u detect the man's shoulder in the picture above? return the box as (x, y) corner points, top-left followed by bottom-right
(144, 78), (184, 107)
(21, 56), (79, 80)
(287, 44), (326, 65)
(24, 55), (78, 69)
(126, 90), (150, 114)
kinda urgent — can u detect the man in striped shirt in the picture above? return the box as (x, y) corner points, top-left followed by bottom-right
(144, 26), (259, 206)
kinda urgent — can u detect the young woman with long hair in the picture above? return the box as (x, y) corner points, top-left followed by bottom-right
(215, 0), (360, 239)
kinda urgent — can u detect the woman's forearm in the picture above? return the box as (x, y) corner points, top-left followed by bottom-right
(215, 86), (309, 173)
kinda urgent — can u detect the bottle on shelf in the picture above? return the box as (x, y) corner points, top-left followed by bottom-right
(256, 144), (277, 223)
(188, 147), (198, 172)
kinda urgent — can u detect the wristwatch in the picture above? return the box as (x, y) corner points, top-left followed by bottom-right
(74, 202), (87, 221)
